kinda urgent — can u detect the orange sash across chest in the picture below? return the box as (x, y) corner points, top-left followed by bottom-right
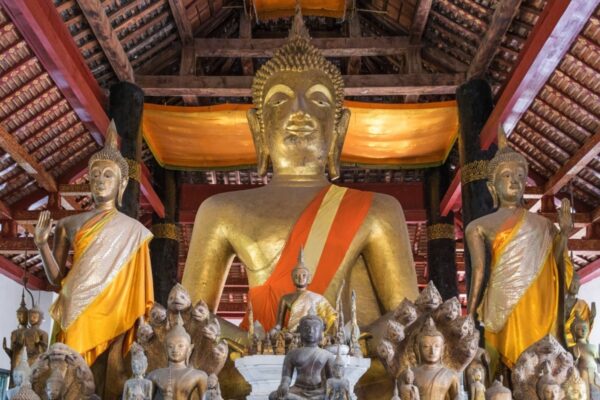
(242, 185), (373, 331)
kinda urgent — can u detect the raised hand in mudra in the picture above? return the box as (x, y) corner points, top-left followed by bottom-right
(34, 210), (53, 246)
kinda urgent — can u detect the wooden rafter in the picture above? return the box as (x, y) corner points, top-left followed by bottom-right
(0, 256), (47, 290)
(347, 16), (362, 75)
(440, 0), (600, 216)
(167, 0), (193, 44)
(136, 73), (465, 97)
(467, 0), (522, 79)
(192, 37), (413, 58)
(0, 125), (57, 193)
(1, 0), (165, 217)
(76, 0), (134, 82)
(410, 0), (433, 44)
(239, 12), (253, 76)
(180, 46), (198, 106)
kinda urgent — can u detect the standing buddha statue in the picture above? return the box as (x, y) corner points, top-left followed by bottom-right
(182, 4), (418, 338)
(23, 304), (48, 366)
(466, 127), (573, 373)
(3, 291), (28, 385)
(33, 121), (154, 397)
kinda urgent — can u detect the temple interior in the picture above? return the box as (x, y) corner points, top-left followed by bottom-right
(0, 0), (599, 399)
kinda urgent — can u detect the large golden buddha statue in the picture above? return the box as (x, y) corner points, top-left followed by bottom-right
(34, 122), (154, 397)
(465, 128), (572, 374)
(182, 8), (418, 334)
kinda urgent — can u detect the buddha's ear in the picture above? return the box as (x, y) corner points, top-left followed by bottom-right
(486, 181), (498, 209)
(328, 108), (351, 180)
(117, 176), (128, 207)
(247, 108), (269, 176)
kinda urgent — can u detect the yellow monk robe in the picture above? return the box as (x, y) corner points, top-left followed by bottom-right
(50, 209), (154, 365)
(480, 209), (572, 370)
(241, 185), (373, 332)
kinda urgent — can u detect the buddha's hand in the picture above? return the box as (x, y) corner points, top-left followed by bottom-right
(2, 337), (8, 352)
(34, 210), (53, 246)
(558, 198), (573, 235)
(276, 382), (289, 398)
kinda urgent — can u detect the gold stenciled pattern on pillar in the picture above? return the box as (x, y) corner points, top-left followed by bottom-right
(427, 224), (455, 241)
(152, 223), (179, 241)
(125, 158), (141, 182)
(461, 160), (488, 185)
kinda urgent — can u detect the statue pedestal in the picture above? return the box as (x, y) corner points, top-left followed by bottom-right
(235, 354), (371, 400)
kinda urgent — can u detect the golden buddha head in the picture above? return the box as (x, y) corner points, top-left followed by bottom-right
(563, 368), (586, 400)
(88, 121), (129, 207)
(17, 290), (28, 326)
(28, 305), (43, 327)
(487, 127), (528, 208)
(166, 314), (193, 364)
(248, 5), (349, 179)
(292, 247), (311, 288)
(418, 317), (444, 365)
(570, 311), (590, 341)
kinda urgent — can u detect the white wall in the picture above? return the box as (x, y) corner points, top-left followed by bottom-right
(0, 274), (55, 370)
(579, 277), (600, 345)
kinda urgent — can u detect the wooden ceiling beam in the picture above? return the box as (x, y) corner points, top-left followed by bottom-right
(76, 0), (134, 82)
(467, 0), (522, 79)
(0, 199), (12, 219)
(0, 125), (57, 193)
(440, 0), (599, 216)
(192, 36), (414, 58)
(136, 73), (465, 97)
(0, 0), (107, 142)
(168, 0), (193, 44)
(347, 16), (362, 75)
(239, 12), (254, 76)
(410, 0), (433, 44)
(180, 46), (199, 106)
(0, 255), (47, 290)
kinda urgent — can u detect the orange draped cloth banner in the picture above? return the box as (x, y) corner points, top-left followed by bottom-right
(142, 101), (458, 170)
(241, 185), (373, 332)
(252, 0), (346, 20)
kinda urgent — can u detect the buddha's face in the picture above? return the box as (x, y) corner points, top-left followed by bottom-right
(292, 267), (310, 288)
(167, 285), (191, 311)
(28, 310), (41, 326)
(541, 384), (561, 400)
(472, 369), (482, 382)
(12, 370), (24, 387)
(491, 160), (526, 205)
(564, 382), (586, 400)
(573, 321), (589, 340)
(192, 301), (210, 323)
(150, 304), (167, 325)
(132, 358), (147, 376)
(167, 335), (192, 363)
(90, 160), (124, 204)
(299, 318), (323, 345)
(333, 364), (344, 379)
(404, 368), (414, 384)
(17, 309), (28, 326)
(419, 335), (444, 365)
(249, 70), (349, 176)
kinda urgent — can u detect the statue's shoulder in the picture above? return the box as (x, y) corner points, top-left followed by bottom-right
(114, 211), (152, 237)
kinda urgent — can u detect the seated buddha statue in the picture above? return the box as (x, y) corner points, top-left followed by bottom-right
(413, 318), (460, 400)
(272, 248), (337, 335)
(182, 6), (418, 339)
(466, 127), (573, 372)
(270, 313), (334, 400)
(33, 121), (154, 398)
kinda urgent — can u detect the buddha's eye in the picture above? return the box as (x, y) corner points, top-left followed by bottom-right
(267, 94), (289, 107)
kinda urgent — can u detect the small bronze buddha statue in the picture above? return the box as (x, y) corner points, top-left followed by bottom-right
(325, 346), (351, 400)
(122, 342), (152, 400)
(147, 314), (208, 400)
(3, 291), (28, 385)
(399, 368), (420, 400)
(23, 305), (48, 367)
(270, 314), (334, 400)
(569, 312), (600, 397)
(413, 318), (460, 400)
(4, 352), (31, 400)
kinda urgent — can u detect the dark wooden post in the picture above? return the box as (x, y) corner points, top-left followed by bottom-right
(425, 163), (457, 300)
(150, 165), (179, 305)
(108, 81), (145, 219)
(456, 79), (496, 290)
